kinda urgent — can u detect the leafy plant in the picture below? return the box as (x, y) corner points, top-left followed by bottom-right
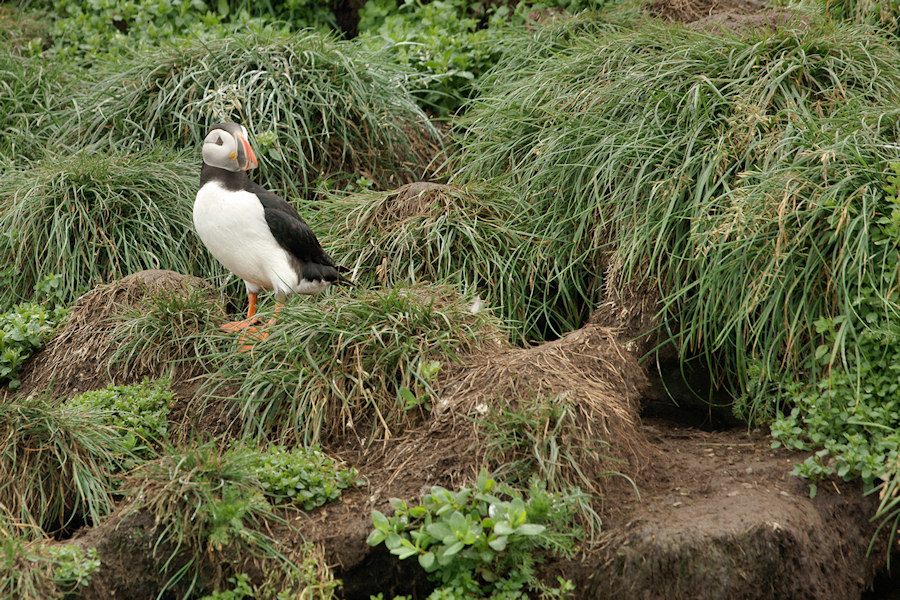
(124, 443), (289, 598)
(367, 471), (575, 599)
(65, 378), (175, 460)
(249, 445), (360, 510)
(766, 161), (900, 493)
(0, 294), (67, 389)
(0, 539), (100, 600)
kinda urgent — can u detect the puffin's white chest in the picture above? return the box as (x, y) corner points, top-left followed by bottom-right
(193, 181), (297, 293)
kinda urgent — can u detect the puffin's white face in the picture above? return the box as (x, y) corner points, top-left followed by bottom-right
(202, 124), (258, 172)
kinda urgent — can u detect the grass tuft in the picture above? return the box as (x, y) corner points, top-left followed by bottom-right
(452, 20), (900, 406)
(321, 182), (601, 342)
(0, 147), (214, 307)
(124, 442), (332, 599)
(0, 396), (131, 536)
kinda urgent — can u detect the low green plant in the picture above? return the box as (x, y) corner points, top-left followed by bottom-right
(30, 0), (337, 61)
(249, 445), (360, 510)
(0, 294), (67, 389)
(766, 161), (900, 494)
(0, 397), (130, 536)
(0, 539), (100, 600)
(367, 471), (575, 599)
(66, 378), (175, 460)
(125, 443), (288, 598)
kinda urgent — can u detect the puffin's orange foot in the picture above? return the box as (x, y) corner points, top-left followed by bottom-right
(220, 318), (260, 333)
(221, 320), (269, 352)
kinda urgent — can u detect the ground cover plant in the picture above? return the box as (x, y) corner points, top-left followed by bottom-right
(123, 442), (344, 598)
(367, 471), (577, 599)
(0, 289), (67, 388)
(65, 378), (174, 461)
(0, 539), (100, 600)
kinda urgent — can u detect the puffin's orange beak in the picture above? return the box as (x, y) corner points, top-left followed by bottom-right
(238, 134), (258, 171)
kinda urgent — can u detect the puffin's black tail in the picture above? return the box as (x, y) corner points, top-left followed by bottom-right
(334, 265), (355, 286)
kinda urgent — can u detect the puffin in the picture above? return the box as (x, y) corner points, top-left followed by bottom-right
(194, 122), (351, 341)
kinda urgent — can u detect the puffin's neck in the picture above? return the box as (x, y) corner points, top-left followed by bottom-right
(200, 162), (254, 192)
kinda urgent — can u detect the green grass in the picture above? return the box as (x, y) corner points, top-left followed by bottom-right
(211, 284), (500, 444)
(451, 20), (900, 406)
(0, 146), (217, 307)
(0, 49), (66, 161)
(55, 29), (441, 199)
(320, 183), (601, 342)
(106, 284), (229, 381)
(0, 396), (132, 537)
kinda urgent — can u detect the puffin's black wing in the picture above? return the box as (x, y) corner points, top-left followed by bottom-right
(252, 187), (349, 284)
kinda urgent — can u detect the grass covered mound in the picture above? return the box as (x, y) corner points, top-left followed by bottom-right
(56, 30), (442, 197)
(453, 19), (900, 401)
(16, 271), (222, 400)
(213, 284), (502, 446)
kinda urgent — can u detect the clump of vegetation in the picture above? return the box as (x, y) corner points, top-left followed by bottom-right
(124, 443), (299, 598)
(764, 161), (900, 496)
(0, 539), (100, 600)
(125, 442), (350, 597)
(66, 378), (174, 460)
(250, 445), (360, 510)
(819, 0), (900, 36)
(58, 30), (440, 198)
(0, 147), (212, 307)
(216, 285), (498, 444)
(454, 20), (900, 402)
(368, 471), (576, 599)
(322, 182), (597, 342)
(0, 396), (132, 536)
(0, 288), (67, 388)
(107, 284), (227, 380)
(35, 0), (337, 61)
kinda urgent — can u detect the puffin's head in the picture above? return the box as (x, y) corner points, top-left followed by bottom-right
(201, 122), (259, 172)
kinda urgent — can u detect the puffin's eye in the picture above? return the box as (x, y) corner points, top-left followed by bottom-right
(214, 136), (224, 146)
